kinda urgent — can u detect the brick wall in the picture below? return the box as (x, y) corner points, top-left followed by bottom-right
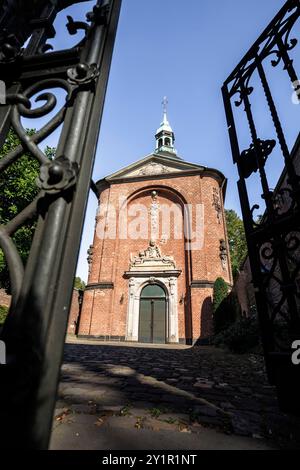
(0, 289), (84, 332)
(67, 288), (83, 335)
(79, 169), (232, 343)
(233, 257), (256, 316)
(0, 289), (11, 308)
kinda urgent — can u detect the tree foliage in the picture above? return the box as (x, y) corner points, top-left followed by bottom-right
(225, 209), (247, 279)
(74, 276), (86, 290)
(0, 305), (8, 325)
(0, 129), (55, 292)
(213, 277), (228, 313)
(213, 277), (239, 334)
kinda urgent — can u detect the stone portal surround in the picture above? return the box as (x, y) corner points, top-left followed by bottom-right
(126, 276), (179, 343)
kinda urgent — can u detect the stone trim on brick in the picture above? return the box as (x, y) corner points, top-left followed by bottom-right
(191, 280), (233, 288)
(85, 283), (114, 290)
(104, 170), (203, 184)
(125, 276), (179, 343)
(191, 281), (215, 288)
(124, 270), (181, 279)
(98, 170), (226, 197)
(77, 335), (125, 342)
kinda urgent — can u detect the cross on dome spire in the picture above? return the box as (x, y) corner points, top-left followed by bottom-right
(162, 96), (168, 123)
(155, 97), (177, 156)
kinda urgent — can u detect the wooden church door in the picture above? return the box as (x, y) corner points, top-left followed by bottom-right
(139, 284), (166, 344)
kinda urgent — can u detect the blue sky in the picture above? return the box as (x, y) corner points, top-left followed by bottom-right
(23, 0), (296, 281)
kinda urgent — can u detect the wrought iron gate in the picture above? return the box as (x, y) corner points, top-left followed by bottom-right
(0, 0), (121, 449)
(222, 0), (300, 413)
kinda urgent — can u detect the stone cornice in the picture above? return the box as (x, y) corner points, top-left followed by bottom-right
(85, 282), (114, 290)
(191, 280), (233, 288)
(124, 270), (182, 279)
(191, 280), (215, 288)
(95, 154), (227, 198)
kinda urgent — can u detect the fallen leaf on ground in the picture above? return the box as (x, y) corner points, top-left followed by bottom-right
(94, 418), (104, 427)
(55, 408), (71, 421)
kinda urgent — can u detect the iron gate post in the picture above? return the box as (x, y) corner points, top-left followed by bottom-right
(222, 0), (300, 413)
(0, 0), (122, 449)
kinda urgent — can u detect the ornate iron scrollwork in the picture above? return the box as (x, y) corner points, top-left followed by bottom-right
(222, 0), (300, 414)
(0, 0), (122, 450)
(240, 139), (276, 179)
(66, 15), (89, 35)
(67, 63), (100, 85)
(234, 85), (254, 107)
(37, 156), (78, 194)
(0, 32), (23, 62)
(86, 2), (110, 25)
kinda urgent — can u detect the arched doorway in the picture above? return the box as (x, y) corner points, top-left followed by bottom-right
(139, 284), (167, 344)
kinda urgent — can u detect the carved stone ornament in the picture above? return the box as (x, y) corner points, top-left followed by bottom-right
(212, 187), (222, 223)
(87, 244), (94, 274)
(219, 239), (228, 269)
(139, 162), (171, 176)
(130, 240), (176, 271)
(149, 190), (160, 241)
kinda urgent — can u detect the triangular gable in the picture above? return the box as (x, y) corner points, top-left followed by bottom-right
(106, 153), (205, 181)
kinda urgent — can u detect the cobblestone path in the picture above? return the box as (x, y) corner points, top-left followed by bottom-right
(53, 341), (300, 449)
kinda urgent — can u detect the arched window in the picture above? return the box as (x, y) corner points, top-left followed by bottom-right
(165, 138), (171, 147)
(140, 284), (166, 298)
(158, 138), (163, 147)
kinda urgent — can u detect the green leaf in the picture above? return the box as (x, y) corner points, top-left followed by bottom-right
(0, 129), (56, 292)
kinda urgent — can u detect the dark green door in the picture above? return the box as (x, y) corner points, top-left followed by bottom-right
(139, 284), (166, 344)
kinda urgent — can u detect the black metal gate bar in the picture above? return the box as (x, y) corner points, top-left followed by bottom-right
(256, 56), (299, 191)
(222, 83), (276, 364)
(0, 0), (122, 449)
(222, 0), (300, 412)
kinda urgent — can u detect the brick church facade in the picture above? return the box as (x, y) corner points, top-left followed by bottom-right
(76, 105), (232, 344)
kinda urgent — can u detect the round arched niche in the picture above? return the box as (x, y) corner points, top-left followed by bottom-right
(120, 186), (189, 246)
(127, 185), (188, 208)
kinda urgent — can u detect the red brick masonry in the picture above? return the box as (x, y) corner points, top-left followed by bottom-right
(1, 287), (83, 335)
(0, 288), (11, 308)
(78, 160), (232, 344)
(67, 289), (83, 335)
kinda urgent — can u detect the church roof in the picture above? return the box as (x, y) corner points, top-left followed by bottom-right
(96, 99), (227, 197)
(96, 151), (227, 197)
(156, 107), (173, 135)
